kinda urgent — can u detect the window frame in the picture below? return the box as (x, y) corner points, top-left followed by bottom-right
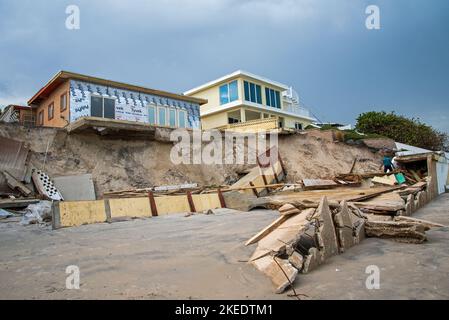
(38, 110), (44, 125)
(157, 106), (167, 126)
(168, 108), (177, 127)
(60, 92), (67, 112)
(244, 81), (262, 104)
(148, 105), (156, 125)
(178, 109), (187, 128)
(48, 102), (54, 120)
(90, 95), (116, 119)
(219, 80), (239, 105)
(265, 87), (281, 108)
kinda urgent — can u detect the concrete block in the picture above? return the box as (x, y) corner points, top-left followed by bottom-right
(288, 251), (304, 271)
(334, 201), (355, 253)
(302, 247), (321, 273)
(316, 196), (339, 260)
(53, 174), (96, 201)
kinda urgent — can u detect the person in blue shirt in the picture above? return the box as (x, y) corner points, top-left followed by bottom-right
(381, 155), (395, 173)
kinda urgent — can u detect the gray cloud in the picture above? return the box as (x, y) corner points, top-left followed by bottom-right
(0, 0), (448, 132)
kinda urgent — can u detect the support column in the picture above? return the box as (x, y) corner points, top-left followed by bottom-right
(240, 108), (246, 123)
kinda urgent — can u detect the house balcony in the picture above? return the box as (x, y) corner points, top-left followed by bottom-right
(281, 103), (312, 118)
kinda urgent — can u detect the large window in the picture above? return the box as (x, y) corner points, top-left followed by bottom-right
(243, 81), (262, 104)
(48, 103), (54, 120)
(219, 80), (238, 105)
(91, 96), (115, 119)
(265, 88), (281, 109)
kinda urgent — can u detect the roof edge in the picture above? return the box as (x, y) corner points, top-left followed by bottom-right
(183, 70), (290, 96)
(28, 70), (207, 106)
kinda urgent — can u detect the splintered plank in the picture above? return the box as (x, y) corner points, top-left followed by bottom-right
(249, 209), (313, 261)
(351, 191), (405, 213)
(302, 179), (338, 190)
(365, 220), (428, 244)
(245, 214), (290, 246)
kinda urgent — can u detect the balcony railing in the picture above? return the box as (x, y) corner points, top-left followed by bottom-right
(282, 103), (311, 118)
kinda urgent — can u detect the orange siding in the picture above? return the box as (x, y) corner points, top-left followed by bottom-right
(35, 80), (70, 127)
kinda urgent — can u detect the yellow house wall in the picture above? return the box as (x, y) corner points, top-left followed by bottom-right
(188, 82), (242, 116)
(283, 115), (313, 129)
(201, 112), (230, 130)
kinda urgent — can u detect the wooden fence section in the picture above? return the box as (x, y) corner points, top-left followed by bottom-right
(53, 193), (224, 229)
(231, 146), (286, 196)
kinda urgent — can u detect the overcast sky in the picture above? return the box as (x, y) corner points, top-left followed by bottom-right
(0, 0), (448, 132)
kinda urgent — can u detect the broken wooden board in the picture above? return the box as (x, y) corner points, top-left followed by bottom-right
(2, 171), (32, 196)
(245, 214), (290, 246)
(249, 209), (313, 261)
(410, 170), (422, 182)
(254, 186), (399, 208)
(394, 216), (447, 228)
(278, 203), (301, 216)
(371, 175), (397, 186)
(250, 197), (340, 211)
(0, 198), (39, 209)
(302, 179), (338, 190)
(0, 136), (30, 183)
(365, 220), (427, 244)
(350, 191), (405, 214)
(252, 255), (298, 294)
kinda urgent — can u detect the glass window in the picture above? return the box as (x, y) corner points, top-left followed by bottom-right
(48, 103), (54, 120)
(275, 91), (281, 109)
(244, 81), (250, 101)
(229, 80), (238, 102)
(38, 110), (44, 125)
(169, 109), (176, 127)
(103, 98), (115, 119)
(148, 106), (156, 124)
(178, 110), (186, 128)
(265, 88), (271, 106)
(256, 85), (262, 104)
(91, 96), (103, 117)
(219, 84), (229, 105)
(60, 93), (67, 112)
(158, 107), (166, 126)
(249, 83), (256, 103)
(270, 90), (276, 108)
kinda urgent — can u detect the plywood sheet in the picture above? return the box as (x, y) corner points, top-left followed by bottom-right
(59, 200), (106, 227)
(191, 194), (221, 212)
(154, 194), (191, 215)
(109, 197), (151, 218)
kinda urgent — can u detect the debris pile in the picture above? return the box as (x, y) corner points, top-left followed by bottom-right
(245, 171), (442, 293)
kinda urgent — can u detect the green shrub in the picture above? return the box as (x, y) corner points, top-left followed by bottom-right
(355, 111), (447, 151)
